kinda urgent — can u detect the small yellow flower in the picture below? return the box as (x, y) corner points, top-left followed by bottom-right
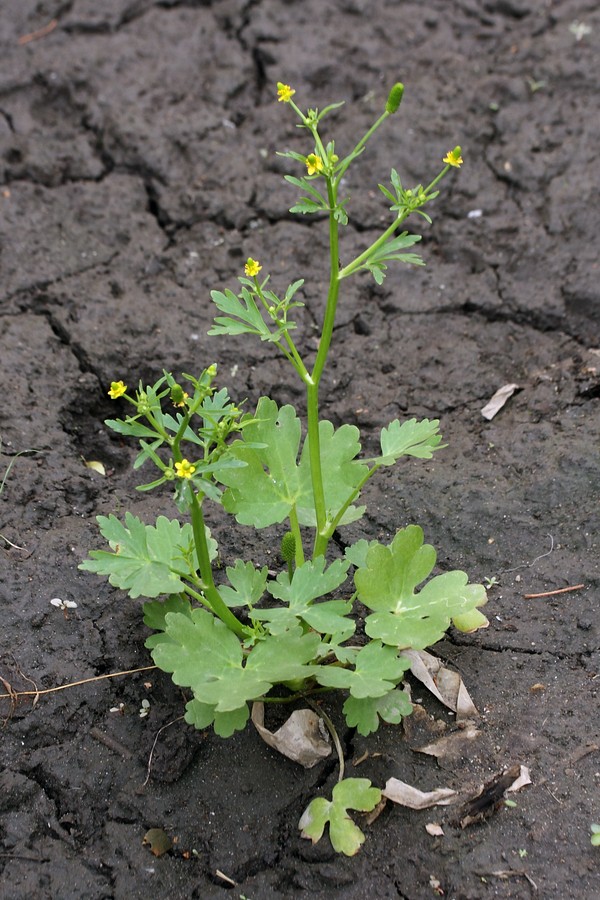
(108, 380), (127, 399)
(277, 82), (295, 103)
(244, 257), (262, 277)
(305, 153), (324, 176)
(174, 459), (196, 479)
(443, 146), (463, 168)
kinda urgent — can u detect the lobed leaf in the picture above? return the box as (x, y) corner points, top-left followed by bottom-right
(354, 525), (488, 650)
(377, 418), (445, 465)
(79, 513), (197, 599)
(299, 778), (381, 856)
(343, 688), (413, 736)
(314, 641), (409, 699)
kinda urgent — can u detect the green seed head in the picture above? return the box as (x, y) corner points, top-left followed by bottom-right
(281, 531), (296, 564)
(385, 82), (404, 114)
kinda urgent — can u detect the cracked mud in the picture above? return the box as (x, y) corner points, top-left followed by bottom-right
(1, 1), (599, 898)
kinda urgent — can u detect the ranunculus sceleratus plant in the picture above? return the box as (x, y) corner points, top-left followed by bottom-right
(81, 82), (487, 856)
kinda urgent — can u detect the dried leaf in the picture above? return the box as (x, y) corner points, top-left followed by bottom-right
(403, 649), (478, 721)
(481, 383), (520, 420)
(251, 702), (331, 768)
(84, 459), (106, 475)
(382, 778), (457, 809)
(456, 764), (527, 828)
(415, 724), (481, 759)
(425, 823), (445, 836)
(142, 828), (172, 857)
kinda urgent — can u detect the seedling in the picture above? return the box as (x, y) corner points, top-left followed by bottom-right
(591, 824), (600, 847)
(81, 82), (488, 854)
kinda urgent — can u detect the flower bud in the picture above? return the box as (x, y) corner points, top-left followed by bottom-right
(385, 82), (404, 114)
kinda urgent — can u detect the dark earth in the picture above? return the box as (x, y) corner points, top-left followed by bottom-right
(1, 1), (599, 897)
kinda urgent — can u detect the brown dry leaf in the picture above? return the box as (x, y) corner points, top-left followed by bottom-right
(414, 724), (481, 759)
(456, 763), (529, 828)
(403, 649), (479, 721)
(251, 702), (331, 768)
(382, 778), (457, 809)
(142, 828), (172, 857)
(481, 383), (520, 420)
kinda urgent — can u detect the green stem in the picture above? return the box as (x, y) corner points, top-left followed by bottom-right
(288, 505), (305, 568)
(334, 110), (390, 184)
(338, 213), (408, 281)
(324, 463), (382, 541)
(189, 491), (247, 638)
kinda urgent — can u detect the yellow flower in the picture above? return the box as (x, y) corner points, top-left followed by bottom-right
(277, 82), (295, 103)
(244, 257), (262, 277)
(108, 380), (127, 399)
(173, 392), (189, 408)
(305, 153), (324, 176)
(174, 459), (196, 479)
(443, 146), (463, 168)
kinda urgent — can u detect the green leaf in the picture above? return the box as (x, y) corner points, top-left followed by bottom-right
(219, 559), (269, 608)
(268, 557), (350, 605)
(343, 688), (413, 736)
(105, 417), (159, 439)
(315, 641), (409, 698)
(344, 539), (379, 570)
(209, 287), (283, 342)
(219, 400), (368, 529)
(219, 398), (306, 527)
(151, 609), (321, 713)
(79, 513), (196, 599)
(143, 594), (193, 632)
(297, 420), (369, 527)
(289, 197), (326, 215)
(299, 778), (381, 856)
(184, 697), (249, 738)
(354, 525), (488, 650)
(376, 418), (445, 465)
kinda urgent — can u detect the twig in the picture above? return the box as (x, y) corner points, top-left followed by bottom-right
(0, 665), (157, 700)
(523, 584), (584, 599)
(143, 716), (185, 786)
(90, 727), (133, 759)
(17, 19), (58, 45)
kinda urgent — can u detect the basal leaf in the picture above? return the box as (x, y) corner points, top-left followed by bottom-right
(299, 778), (381, 856)
(268, 557), (350, 605)
(315, 641), (409, 698)
(185, 697), (249, 737)
(343, 688), (413, 736)
(354, 525), (488, 650)
(143, 594), (193, 631)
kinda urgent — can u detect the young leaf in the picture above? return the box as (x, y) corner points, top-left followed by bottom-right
(219, 559), (269, 608)
(314, 641), (409, 698)
(343, 688), (413, 736)
(79, 513), (197, 599)
(268, 557), (350, 605)
(289, 197), (327, 216)
(354, 525), (488, 650)
(376, 418), (445, 465)
(209, 287), (286, 342)
(299, 778), (382, 856)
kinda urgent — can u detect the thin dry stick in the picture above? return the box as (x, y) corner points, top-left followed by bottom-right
(17, 19), (58, 45)
(523, 584), (584, 599)
(0, 665), (157, 700)
(143, 716), (185, 786)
